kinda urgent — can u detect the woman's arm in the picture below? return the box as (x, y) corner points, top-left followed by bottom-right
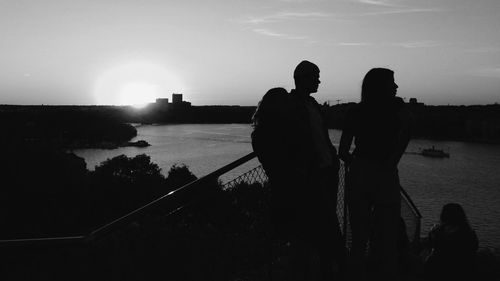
(386, 106), (412, 168)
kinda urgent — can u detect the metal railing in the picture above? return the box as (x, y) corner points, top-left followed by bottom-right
(0, 152), (256, 247)
(221, 161), (422, 247)
(0, 152), (422, 248)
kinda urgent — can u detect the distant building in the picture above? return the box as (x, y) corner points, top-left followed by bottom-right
(172, 93), (183, 104)
(409, 97), (424, 106)
(155, 98), (169, 105)
(153, 94), (191, 108)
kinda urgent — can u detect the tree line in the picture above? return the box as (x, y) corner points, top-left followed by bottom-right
(323, 103), (500, 143)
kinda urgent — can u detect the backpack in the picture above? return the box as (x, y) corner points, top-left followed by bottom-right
(251, 124), (266, 165)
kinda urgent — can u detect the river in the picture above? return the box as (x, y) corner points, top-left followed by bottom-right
(73, 124), (500, 249)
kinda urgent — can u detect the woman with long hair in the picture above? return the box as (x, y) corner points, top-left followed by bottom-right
(339, 68), (411, 280)
(425, 203), (478, 280)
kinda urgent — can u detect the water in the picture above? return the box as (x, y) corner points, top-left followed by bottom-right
(73, 124), (500, 249)
(73, 124), (259, 183)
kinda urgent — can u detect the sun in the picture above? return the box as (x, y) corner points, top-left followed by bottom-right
(93, 62), (185, 107)
(119, 83), (158, 109)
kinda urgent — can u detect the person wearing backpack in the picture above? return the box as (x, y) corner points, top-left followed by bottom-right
(252, 61), (345, 281)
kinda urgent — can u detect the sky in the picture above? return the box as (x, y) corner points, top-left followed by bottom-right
(1, 0), (499, 106)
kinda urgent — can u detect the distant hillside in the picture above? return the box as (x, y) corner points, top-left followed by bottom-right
(323, 103), (500, 144)
(131, 104), (256, 124)
(3, 103), (500, 144)
(0, 105), (137, 148)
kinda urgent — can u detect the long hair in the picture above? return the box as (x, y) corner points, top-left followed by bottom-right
(361, 68), (394, 103)
(252, 87), (288, 128)
(440, 203), (471, 229)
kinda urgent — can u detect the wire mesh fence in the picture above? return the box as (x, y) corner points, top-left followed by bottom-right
(221, 161), (421, 247)
(222, 164), (268, 190)
(0, 153), (422, 280)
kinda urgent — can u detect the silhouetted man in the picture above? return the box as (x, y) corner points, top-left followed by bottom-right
(286, 60), (345, 280)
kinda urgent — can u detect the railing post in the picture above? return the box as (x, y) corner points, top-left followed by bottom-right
(342, 163), (349, 246)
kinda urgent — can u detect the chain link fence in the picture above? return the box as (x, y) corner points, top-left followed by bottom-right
(221, 161), (421, 247)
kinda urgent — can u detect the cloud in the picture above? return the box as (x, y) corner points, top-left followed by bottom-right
(392, 41), (440, 48)
(240, 11), (335, 25)
(465, 47), (500, 53)
(351, 0), (445, 16)
(329, 40), (439, 48)
(253, 28), (286, 37)
(238, 10), (335, 41)
(336, 42), (374, 46)
(470, 67), (500, 78)
(360, 7), (444, 16)
(253, 28), (307, 40)
(356, 0), (401, 7)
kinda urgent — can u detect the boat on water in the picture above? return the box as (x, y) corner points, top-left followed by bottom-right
(421, 146), (450, 158)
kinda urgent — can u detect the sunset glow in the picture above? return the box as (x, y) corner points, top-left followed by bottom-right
(119, 83), (158, 108)
(93, 62), (185, 106)
(1, 1), (500, 105)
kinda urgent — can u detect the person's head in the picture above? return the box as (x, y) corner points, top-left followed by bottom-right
(293, 60), (320, 95)
(361, 68), (398, 103)
(440, 203), (470, 228)
(252, 87), (289, 127)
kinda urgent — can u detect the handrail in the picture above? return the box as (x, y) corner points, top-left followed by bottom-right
(0, 236), (86, 247)
(1, 151), (422, 248)
(400, 184), (422, 244)
(0, 152), (257, 247)
(400, 186), (423, 219)
(88, 152), (256, 240)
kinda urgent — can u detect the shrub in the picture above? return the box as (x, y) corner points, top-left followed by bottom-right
(165, 164), (198, 189)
